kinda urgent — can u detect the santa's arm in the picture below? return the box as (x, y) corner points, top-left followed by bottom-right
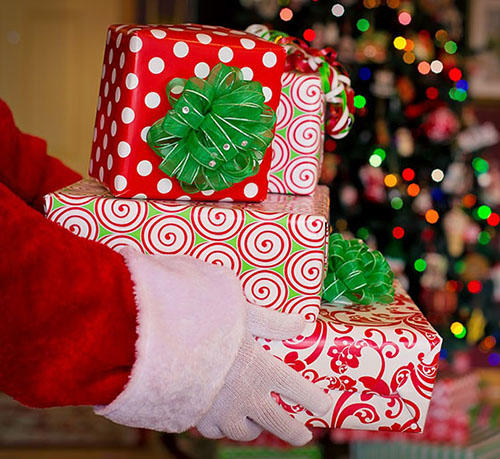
(0, 182), (138, 407)
(0, 99), (81, 209)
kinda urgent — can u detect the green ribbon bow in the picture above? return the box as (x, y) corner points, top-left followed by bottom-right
(147, 63), (276, 193)
(322, 233), (395, 305)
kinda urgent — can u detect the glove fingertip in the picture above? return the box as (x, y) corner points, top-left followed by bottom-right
(288, 427), (313, 447)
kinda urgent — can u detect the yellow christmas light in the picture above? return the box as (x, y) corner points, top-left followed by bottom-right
(384, 174), (398, 187)
(393, 36), (407, 50)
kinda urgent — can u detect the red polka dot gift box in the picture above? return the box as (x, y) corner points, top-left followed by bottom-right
(89, 24), (285, 202)
(44, 178), (330, 321)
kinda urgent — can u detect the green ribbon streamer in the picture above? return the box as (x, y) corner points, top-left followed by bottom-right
(147, 63), (276, 193)
(322, 233), (395, 305)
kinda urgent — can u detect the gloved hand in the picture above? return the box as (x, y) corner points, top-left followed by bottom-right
(95, 248), (330, 446)
(196, 305), (330, 446)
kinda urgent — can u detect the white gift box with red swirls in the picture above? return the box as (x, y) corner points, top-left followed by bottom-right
(44, 178), (329, 321)
(259, 282), (442, 431)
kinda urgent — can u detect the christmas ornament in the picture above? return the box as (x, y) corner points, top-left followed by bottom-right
(443, 207), (470, 257)
(371, 70), (395, 98)
(322, 233), (395, 305)
(422, 106), (460, 143)
(394, 127), (415, 157)
(456, 123), (499, 153)
(442, 161), (474, 195)
(421, 253), (448, 289)
(147, 64), (275, 193)
(466, 308), (487, 344)
(359, 164), (386, 203)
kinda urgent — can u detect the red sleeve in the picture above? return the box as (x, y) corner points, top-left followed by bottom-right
(0, 99), (138, 408)
(0, 99), (82, 210)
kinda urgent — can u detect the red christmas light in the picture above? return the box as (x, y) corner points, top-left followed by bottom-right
(402, 168), (415, 181)
(487, 212), (500, 226)
(448, 67), (462, 81)
(303, 28), (316, 42)
(393, 226), (405, 239)
(467, 280), (482, 294)
(426, 87), (439, 99)
(421, 228), (435, 242)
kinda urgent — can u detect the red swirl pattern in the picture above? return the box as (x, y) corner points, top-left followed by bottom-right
(54, 192), (96, 206)
(246, 210), (287, 221)
(270, 134), (290, 172)
(49, 207), (99, 240)
(95, 197), (148, 233)
(275, 93), (293, 131)
(150, 201), (192, 213)
(285, 250), (324, 295)
(290, 75), (323, 113)
(280, 72), (295, 87)
(238, 221), (292, 268)
(141, 214), (194, 255)
(190, 242), (242, 275)
(267, 175), (287, 194)
(190, 207), (244, 241)
(240, 269), (288, 309)
(282, 295), (321, 322)
(98, 234), (146, 253)
(288, 214), (327, 249)
(287, 114), (322, 155)
(284, 157), (320, 195)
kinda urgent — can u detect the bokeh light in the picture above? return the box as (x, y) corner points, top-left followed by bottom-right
(426, 87), (439, 99)
(402, 168), (415, 181)
(463, 194), (477, 208)
(359, 67), (372, 80)
(418, 62), (431, 75)
(407, 183), (420, 196)
(449, 68), (462, 81)
(384, 174), (398, 187)
(369, 154), (382, 167)
(331, 3), (345, 17)
(303, 28), (316, 41)
(357, 19), (370, 32)
(430, 60), (443, 73)
(472, 157), (489, 174)
(487, 212), (500, 226)
(391, 196), (403, 209)
(393, 226), (405, 239)
(431, 168), (444, 182)
(477, 205), (492, 220)
(414, 258), (427, 272)
(478, 231), (491, 245)
(425, 209), (439, 224)
(354, 94), (367, 108)
(403, 52), (415, 64)
(444, 40), (458, 54)
(393, 36), (407, 50)
(280, 8), (293, 21)
(468, 280), (482, 294)
(398, 11), (412, 25)
(451, 322), (466, 339)
(435, 29), (448, 42)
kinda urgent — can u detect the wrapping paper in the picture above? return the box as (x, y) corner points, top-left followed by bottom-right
(44, 179), (329, 321)
(331, 371), (479, 445)
(89, 24), (285, 201)
(352, 426), (500, 459)
(260, 282), (442, 431)
(268, 72), (325, 196)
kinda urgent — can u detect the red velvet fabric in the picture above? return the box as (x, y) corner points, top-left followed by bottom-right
(0, 99), (138, 407)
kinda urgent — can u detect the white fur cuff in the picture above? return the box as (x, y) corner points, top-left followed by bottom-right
(95, 248), (246, 432)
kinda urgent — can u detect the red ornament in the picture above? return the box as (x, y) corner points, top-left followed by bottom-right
(422, 106), (460, 143)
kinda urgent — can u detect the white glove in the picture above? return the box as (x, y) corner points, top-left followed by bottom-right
(196, 305), (331, 446)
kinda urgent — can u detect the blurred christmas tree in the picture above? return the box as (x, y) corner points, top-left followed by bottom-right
(234, 0), (500, 364)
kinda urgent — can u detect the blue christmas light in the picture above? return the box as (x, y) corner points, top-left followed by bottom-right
(489, 352), (500, 366)
(439, 347), (448, 359)
(456, 79), (469, 91)
(359, 67), (371, 80)
(431, 187), (445, 203)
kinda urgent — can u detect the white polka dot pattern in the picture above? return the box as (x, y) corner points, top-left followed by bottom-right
(90, 24), (285, 201)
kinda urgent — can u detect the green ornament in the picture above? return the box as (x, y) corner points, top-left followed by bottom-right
(322, 233), (395, 305)
(147, 63), (276, 193)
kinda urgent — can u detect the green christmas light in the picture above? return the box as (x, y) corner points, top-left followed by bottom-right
(472, 157), (489, 174)
(369, 154), (382, 167)
(391, 197), (403, 210)
(456, 326), (467, 339)
(414, 258), (427, 272)
(357, 227), (370, 240)
(449, 87), (467, 102)
(478, 205), (492, 220)
(356, 18), (370, 32)
(444, 40), (457, 54)
(354, 95), (367, 109)
(373, 147), (386, 160)
(478, 231), (491, 245)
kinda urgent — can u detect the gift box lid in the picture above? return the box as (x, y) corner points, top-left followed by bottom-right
(260, 281), (442, 432)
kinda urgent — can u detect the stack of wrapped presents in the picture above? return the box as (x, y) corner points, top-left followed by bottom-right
(44, 23), (442, 435)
